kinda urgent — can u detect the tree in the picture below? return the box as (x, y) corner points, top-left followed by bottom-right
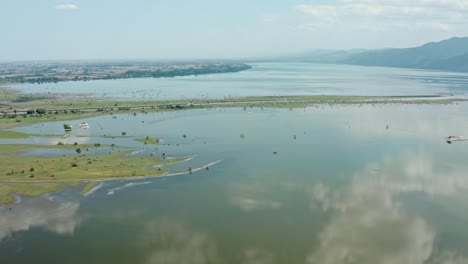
(36, 108), (46, 114)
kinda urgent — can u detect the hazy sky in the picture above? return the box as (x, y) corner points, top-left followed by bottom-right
(2, 0), (468, 60)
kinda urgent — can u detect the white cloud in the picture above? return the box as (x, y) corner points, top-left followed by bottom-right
(295, 0), (468, 34)
(55, 3), (79, 11)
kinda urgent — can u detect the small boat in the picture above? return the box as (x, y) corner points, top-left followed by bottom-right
(446, 136), (467, 144)
(80, 122), (90, 129)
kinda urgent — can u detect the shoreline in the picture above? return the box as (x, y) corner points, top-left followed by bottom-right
(0, 160), (221, 184)
(0, 62), (252, 84)
(2, 84), (467, 130)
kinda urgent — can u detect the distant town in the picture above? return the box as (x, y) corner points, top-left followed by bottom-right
(0, 61), (252, 84)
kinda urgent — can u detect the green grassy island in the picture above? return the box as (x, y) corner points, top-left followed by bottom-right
(0, 143), (182, 203)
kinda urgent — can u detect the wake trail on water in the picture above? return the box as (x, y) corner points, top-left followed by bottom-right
(107, 181), (152, 196)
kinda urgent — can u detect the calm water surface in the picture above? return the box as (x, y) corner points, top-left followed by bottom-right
(2, 104), (468, 263)
(10, 63), (468, 100)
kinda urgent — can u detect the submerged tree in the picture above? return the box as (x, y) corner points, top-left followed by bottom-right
(63, 124), (72, 132)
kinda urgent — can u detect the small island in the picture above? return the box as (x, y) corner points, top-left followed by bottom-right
(0, 143), (180, 204)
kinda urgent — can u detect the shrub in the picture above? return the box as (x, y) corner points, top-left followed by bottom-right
(35, 108), (46, 114)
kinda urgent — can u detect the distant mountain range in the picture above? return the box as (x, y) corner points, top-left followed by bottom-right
(276, 37), (468, 72)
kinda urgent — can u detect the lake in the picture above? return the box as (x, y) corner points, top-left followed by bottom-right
(9, 63), (468, 100)
(2, 103), (468, 264)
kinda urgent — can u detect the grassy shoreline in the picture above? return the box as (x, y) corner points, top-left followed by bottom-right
(1, 86), (467, 130)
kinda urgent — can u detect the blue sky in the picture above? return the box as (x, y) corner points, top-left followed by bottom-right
(1, 0), (468, 60)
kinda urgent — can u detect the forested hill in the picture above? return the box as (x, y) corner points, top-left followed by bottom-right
(343, 37), (468, 72)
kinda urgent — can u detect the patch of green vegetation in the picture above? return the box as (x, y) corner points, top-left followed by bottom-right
(30, 133), (67, 138)
(134, 137), (160, 145)
(0, 143), (183, 203)
(0, 111), (104, 129)
(80, 182), (99, 195)
(0, 130), (30, 139)
(102, 135), (130, 139)
(227, 95), (438, 102)
(0, 182), (64, 204)
(0, 145), (172, 182)
(0, 143), (107, 153)
(12, 96), (50, 103)
(67, 181), (83, 187)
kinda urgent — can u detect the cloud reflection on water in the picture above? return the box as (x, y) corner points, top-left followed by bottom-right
(141, 219), (219, 264)
(308, 152), (468, 264)
(426, 251), (468, 264)
(242, 249), (275, 264)
(0, 197), (80, 242)
(229, 183), (282, 212)
(140, 219), (279, 264)
(342, 105), (468, 141)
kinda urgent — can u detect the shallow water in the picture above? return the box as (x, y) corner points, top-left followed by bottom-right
(10, 63), (468, 100)
(2, 104), (468, 263)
